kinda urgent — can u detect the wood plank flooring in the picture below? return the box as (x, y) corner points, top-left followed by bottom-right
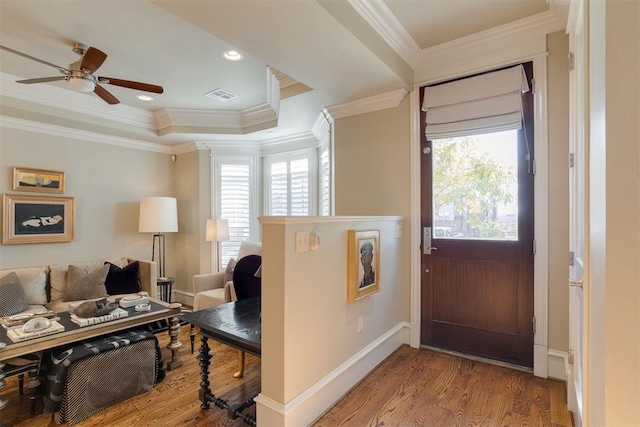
(2, 327), (573, 427)
(312, 347), (573, 427)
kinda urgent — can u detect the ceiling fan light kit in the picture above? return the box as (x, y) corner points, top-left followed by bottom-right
(0, 42), (164, 105)
(68, 76), (95, 92)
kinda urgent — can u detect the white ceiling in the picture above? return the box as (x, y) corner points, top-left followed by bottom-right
(0, 0), (558, 147)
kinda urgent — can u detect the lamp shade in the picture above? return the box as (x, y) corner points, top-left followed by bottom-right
(138, 197), (178, 233)
(206, 219), (229, 241)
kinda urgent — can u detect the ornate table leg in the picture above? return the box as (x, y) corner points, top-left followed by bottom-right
(190, 324), (196, 354)
(166, 314), (183, 370)
(0, 360), (8, 411)
(27, 365), (40, 415)
(198, 336), (212, 409)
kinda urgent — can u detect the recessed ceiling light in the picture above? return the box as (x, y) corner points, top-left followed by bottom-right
(137, 95), (154, 101)
(223, 50), (244, 61)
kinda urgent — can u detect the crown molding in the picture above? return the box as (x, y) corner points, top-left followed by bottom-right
(2, 68), (282, 138)
(155, 68), (280, 135)
(311, 112), (331, 142)
(0, 115), (172, 154)
(260, 132), (319, 156)
(326, 88), (408, 120)
(348, 0), (421, 68)
(413, 10), (565, 70)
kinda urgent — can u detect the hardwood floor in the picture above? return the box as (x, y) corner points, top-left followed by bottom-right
(312, 347), (573, 427)
(2, 327), (573, 427)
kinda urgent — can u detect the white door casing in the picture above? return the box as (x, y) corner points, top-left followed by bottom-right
(566, 0), (589, 425)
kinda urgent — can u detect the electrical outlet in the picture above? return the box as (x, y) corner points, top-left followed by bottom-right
(357, 316), (363, 333)
(295, 231), (309, 253)
(396, 224), (403, 238)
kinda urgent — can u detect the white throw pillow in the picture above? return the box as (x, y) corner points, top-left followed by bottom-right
(0, 267), (48, 305)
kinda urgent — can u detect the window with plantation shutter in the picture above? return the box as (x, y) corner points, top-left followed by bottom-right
(214, 159), (258, 269)
(264, 150), (316, 216)
(319, 145), (330, 216)
(290, 158), (309, 216)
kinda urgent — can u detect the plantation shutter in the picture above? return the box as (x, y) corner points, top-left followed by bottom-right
(290, 158), (309, 216)
(265, 153), (313, 216)
(270, 162), (288, 215)
(219, 163), (251, 268)
(422, 65), (529, 140)
(319, 146), (330, 216)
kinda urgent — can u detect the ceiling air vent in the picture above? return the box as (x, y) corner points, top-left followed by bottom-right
(205, 88), (238, 102)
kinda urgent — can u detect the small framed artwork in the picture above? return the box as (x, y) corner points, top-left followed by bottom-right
(347, 229), (380, 302)
(2, 194), (75, 244)
(12, 167), (65, 193)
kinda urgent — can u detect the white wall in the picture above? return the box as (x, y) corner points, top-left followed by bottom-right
(588, 0), (640, 425)
(256, 216), (406, 426)
(0, 126), (174, 270)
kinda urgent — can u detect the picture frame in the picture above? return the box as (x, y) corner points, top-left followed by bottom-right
(2, 194), (75, 244)
(12, 167), (65, 193)
(347, 229), (380, 302)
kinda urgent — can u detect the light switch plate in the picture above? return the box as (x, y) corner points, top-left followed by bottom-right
(295, 231), (309, 253)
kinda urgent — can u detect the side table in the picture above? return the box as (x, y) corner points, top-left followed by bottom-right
(157, 277), (174, 303)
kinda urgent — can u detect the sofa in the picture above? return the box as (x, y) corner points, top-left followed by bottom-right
(0, 257), (158, 417)
(0, 257), (157, 316)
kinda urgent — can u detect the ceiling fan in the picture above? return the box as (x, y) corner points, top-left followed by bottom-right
(0, 42), (163, 105)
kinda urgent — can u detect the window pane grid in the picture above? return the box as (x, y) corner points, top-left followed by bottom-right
(220, 163), (251, 267)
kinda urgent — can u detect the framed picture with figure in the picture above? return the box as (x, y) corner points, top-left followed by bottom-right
(347, 229), (380, 302)
(2, 194), (75, 244)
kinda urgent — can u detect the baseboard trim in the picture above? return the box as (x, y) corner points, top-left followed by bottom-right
(254, 321), (409, 426)
(172, 290), (194, 307)
(547, 349), (569, 381)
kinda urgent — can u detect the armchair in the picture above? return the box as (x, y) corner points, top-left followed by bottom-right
(192, 241), (262, 312)
(192, 241), (262, 378)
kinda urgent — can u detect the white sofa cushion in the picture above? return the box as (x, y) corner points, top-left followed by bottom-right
(193, 288), (226, 312)
(0, 266), (48, 305)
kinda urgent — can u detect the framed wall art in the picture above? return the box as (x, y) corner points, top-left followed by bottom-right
(347, 229), (380, 302)
(12, 167), (65, 193)
(2, 194), (75, 244)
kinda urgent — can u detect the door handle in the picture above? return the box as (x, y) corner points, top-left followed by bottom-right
(569, 279), (583, 289)
(423, 227), (437, 254)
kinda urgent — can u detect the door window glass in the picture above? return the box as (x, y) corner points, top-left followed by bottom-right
(432, 130), (518, 241)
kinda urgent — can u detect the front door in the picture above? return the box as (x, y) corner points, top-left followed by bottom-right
(420, 63), (535, 367)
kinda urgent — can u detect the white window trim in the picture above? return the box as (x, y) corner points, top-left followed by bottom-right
(212, 155), (261, 269)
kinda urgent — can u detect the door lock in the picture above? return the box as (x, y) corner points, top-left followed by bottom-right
(423, 227), (438, 255)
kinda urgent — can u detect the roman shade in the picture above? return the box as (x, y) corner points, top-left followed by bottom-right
(422, 65), (530, 140)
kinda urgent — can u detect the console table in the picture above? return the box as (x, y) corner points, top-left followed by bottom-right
(180, 297), (261, 426)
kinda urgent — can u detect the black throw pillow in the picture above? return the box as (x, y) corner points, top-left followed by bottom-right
(232, 255), (262, 300)
(104, 261), (141, 295)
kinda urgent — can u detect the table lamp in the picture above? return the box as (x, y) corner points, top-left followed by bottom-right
(139, 197), (178, 279)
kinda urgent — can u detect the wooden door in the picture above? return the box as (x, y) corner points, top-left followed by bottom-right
(420, 63), (535, 367)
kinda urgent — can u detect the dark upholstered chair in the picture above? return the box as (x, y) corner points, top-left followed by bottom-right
(230, 254), (261, 378)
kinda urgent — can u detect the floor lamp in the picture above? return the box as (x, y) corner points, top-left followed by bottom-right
(139, 197), (178, 280)
(206, 219), (229, 272)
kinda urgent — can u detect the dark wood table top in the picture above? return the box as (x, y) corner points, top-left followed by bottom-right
(0, 298), (180, 361)
(180, 298), (261, 357)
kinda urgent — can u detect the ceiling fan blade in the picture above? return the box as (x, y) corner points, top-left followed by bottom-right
(94, 84), (120, 105)
(16, 76), (66, 84)
(0, 45), (70, 74)
(80, 47), (107, 73)
(98, 77), (164, 94)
